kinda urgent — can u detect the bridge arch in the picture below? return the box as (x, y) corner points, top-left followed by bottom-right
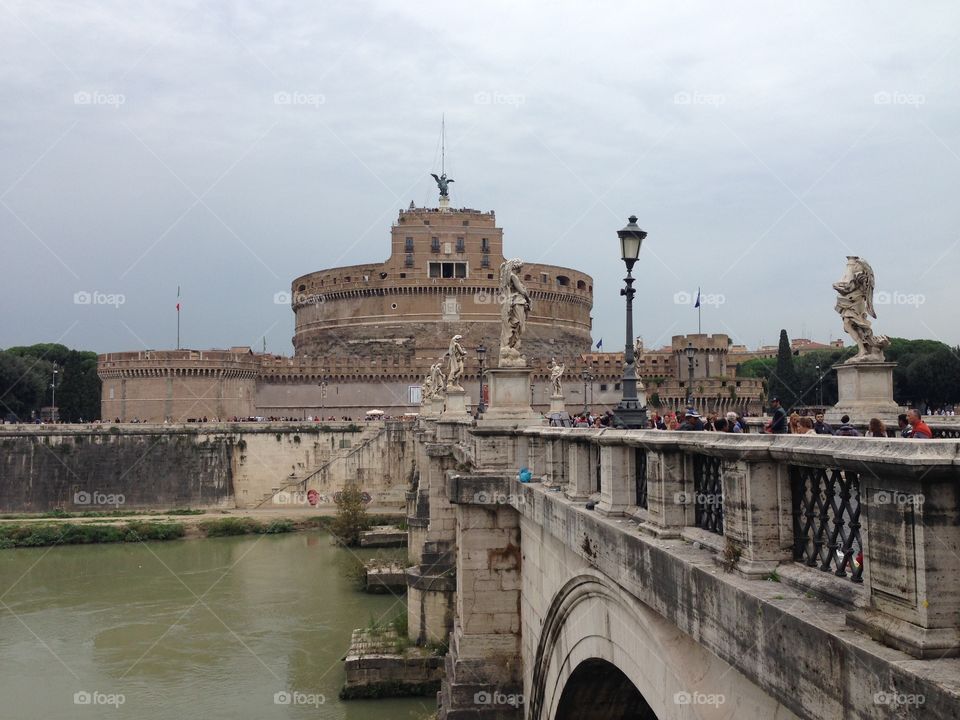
(529, 573), (670, 719)
(527, 572), (799, 720)
(553, 658), (658, 720)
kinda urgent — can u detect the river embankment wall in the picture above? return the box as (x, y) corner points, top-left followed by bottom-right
(0, 422), (415, 512)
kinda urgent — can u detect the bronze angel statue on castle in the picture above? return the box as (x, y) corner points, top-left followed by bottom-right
(431, 173), (454, 198)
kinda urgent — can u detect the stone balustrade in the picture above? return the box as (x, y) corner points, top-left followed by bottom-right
(468, 426), (960, 660)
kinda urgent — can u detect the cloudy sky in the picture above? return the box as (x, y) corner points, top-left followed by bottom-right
(2, 1), (958, 357)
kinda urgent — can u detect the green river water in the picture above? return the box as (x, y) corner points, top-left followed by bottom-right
(0, 531), (434, 719)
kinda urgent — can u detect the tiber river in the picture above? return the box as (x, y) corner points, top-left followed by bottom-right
(0, 531), (433, 720)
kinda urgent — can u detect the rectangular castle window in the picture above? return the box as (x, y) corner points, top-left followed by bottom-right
(456, 236), (465, 252)
(405, 253), (414, 267)
(431, 237), (440, 253)
(429, 261), (468, 279)
(481, 254), (490, 268)
(481, 237), (489, 251)
(405, 237), (414, 252)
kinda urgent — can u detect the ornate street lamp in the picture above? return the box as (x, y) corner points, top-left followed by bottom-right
(580, 367), (593, 415)
(613, 216), (648, 429)
(815, 364), (822, 408)
(50, 364), (58, 423)
(318, 373), (328, 417)
(685, 342), (695, 408)
(476, 343), (487, 414)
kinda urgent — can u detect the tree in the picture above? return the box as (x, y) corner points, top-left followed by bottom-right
(767, 330), (801, 409)
(0, 344), (102, 421)
(330, 485), (370, 547)
(737, 336), (959, 409)
(905, 347), (960, 410)
(0, 351), (48, 420)
(56, 351), (101, 421)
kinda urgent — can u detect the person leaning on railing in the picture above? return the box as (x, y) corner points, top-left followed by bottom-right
(767, 398), (788, 433)
(834, 415), (861, 436)
(907, 409), (933, 439)
(866, 418), (887, 437)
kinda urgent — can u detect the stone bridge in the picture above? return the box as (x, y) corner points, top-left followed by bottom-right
(406, 419), (960, 719)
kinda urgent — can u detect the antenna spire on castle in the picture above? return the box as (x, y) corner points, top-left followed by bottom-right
(430, 115), (454, 209)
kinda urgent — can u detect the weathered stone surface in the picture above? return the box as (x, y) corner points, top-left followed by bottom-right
(411, 419), (960, 718)
(828, 361), (903, 424)
(0, 421), (414, 512)
(360, 526), (408, 548)
(341, 627), (444, 699)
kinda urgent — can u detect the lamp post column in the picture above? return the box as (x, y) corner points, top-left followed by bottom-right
(581, 369), (590, 415)
(621, 271), (639, 403)
(816, 364), (822, 408)
(476, 343), (487, 415)
(613, 215), (648, 429)
(51, 365), (58, 423)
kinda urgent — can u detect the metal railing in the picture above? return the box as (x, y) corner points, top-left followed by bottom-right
(693, 455), (723, 534)
(790, 465), (863, 582)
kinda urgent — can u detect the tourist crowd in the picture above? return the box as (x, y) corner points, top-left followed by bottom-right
(546, 398), (938, 438)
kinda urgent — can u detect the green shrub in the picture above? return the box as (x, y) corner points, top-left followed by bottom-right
(199, 517), (295, 537)
(330, 486), (370, 547)
(200, 517), (260, 536)
(0, 521), (184, 548)
(339, 554), (368, 590)
(263, 519), (294, 534)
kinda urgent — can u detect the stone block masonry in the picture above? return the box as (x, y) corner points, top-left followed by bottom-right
(0, 421), (415, 513)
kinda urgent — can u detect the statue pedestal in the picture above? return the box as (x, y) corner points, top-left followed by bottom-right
(478, 368), (543, 427)
(439, 196), (450, 213)
(826, 362), (903, 425)
(549, 394), (566, 414)
(431, 396), (446, 416)
(440, 387), (470, 421)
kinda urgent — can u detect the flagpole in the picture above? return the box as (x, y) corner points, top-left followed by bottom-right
(176, 286), (181, 350)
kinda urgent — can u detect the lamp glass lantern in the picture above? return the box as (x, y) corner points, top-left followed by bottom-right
(617, 215), (646, 271)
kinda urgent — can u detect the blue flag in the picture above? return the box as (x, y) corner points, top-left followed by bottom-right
(694, 288), (701, 308)
(596, 339), (603, 350)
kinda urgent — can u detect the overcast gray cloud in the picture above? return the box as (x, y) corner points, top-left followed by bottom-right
(2, 0), (958, 357)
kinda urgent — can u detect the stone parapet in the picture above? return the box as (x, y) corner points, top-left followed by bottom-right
(471, 427), (960, 660)
(507, 477), (960, 720)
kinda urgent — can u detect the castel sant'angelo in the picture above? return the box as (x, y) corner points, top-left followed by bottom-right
(98, 174), (766, 422)
(98, 179), (597, 421)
